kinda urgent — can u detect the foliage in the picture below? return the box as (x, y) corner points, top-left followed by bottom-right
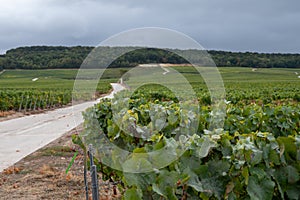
(0, 68), (129, 112)
(1, 46), (300, 69)
(209, 50), (300, 68)
(224, 103), (300, 137)
(75, 92), (300, 199)
(0, 46), (92, 69)
(0, 89), (71, 111)
(172, 66), (300, 104)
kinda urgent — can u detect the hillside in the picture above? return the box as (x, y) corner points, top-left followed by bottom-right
(0, 46), (300, 69)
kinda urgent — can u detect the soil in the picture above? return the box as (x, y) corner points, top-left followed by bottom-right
(0, 111), (26, 121)
(0, 126), (121, 200)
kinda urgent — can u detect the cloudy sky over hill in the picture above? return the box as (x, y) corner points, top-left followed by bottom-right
(0, 0), (299, 53)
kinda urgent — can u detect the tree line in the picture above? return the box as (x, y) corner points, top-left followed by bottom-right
(0, 46), (299, 69)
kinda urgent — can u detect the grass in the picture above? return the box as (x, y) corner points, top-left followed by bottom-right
(0, 68), (127, 91)
(0, 68), (129, 111)
(169, 66), (300, 90)
(171, 66), (300, 82)
(220, 67), (300, 82)
(40, 146), (75, 157)
(1, 67), (299, 89)
(0, 69), (76, 89)
(0, 66), (299, 103)
(124, 66), (300, 103)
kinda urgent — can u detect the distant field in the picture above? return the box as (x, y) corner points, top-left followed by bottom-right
(0, 68), (126, 90)
(0, 68), (126, 112)
(169, 66), (300, 82)
(1, 67), (298, 89)
(0, 67), (299, 112)
(127, 66), (300, 104)
(219, 67), (300, 82)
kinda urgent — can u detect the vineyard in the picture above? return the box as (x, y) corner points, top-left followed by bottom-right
(74, 66), (300, 199)
(0, 69), (125, 114)
(1, 66), (299, 199)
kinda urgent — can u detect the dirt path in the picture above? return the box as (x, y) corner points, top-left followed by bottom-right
(0, 70), (5, 76)
(160, 64), (170, 75)
(0, 83), (125, 172)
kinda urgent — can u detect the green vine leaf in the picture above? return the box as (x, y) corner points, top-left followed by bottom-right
(247, 176), (275, 200)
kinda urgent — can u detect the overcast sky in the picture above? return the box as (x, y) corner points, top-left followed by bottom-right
(0, 0), (299, 54)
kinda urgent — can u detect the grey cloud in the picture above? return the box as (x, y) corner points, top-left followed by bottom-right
(0, 0), (299, 53)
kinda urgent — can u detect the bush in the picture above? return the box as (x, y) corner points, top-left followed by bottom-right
(74, 92), (300, 199)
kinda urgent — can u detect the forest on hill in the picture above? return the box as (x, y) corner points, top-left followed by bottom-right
(0, 46), (299, 69)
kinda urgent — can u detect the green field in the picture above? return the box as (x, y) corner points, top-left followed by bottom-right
(126, 66), (300, 104)
(0, 69), (75, 88)
(0, 67), (299, 112)
(0, 68), (126, 89)
(0, 68), (125, 112)
(1, 67), (299, 112)
(1, 67), (298, 88)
